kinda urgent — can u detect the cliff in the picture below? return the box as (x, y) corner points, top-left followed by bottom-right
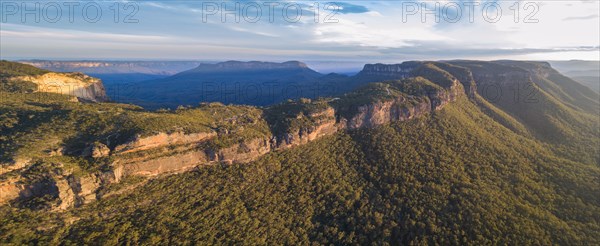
(1, 61), (467, 209)
(10, 72), (109, 102)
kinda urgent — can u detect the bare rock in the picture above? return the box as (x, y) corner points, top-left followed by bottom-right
(82, 142), (110, 158)
(55, 177), (76, 210)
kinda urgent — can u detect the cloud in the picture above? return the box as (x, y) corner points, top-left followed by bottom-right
(0, 23), (170, 43)
(563, 14), (599, 21)
(1, 1), (598, 61)
(228, 26), (280, 37)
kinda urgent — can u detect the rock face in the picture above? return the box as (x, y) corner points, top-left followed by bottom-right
(215, 137), (272, 164)
(119, 150), (211, 177)
(11, 72), (109, 102)
(114, 132), (218, 154)
(54, 173), (105, 210)
(0, 178), (23, 204)
(431, 62), (478, 99)
(347, 98), (432, 129)
(0, 177), (59, 205)
(273, 107), (342, 149)
(82, 142), (111, 158)
(55, 177), (76, 210)
(0, 170), (104, 209)
(430, 78), (462, 110)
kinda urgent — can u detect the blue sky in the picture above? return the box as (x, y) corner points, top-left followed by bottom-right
(1, 0), (599, 65)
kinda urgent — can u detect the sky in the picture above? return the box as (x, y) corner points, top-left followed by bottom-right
(1, 0), (599, 66)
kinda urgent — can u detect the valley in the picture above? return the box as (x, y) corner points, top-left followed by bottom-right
(0, 59), (598, 244)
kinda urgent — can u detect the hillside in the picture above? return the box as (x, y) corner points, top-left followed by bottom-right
(0, 60), (599, 244)
(549, 60), (600, 92)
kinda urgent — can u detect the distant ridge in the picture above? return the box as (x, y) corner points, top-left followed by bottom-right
(187, 61), (310, 72)
(19, 60), (203, 75)
(126, 60), (330, 108)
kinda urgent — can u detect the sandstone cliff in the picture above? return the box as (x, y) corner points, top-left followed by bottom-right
(11, 72), (109, 102)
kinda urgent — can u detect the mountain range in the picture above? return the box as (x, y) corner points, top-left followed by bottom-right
(117, 60), (349, 108)
(1, 59), (599, 244)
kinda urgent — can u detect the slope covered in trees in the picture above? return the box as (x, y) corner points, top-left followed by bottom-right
(1, 60), (599, 244)
(2, 97), (599, 244)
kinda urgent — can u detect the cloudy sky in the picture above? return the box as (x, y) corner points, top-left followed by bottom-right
(1, 0), (599, 66)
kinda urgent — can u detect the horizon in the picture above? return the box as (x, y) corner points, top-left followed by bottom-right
(8, 58), (599, 74)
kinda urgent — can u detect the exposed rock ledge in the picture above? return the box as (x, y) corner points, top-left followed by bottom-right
(11, 72), (109, 102)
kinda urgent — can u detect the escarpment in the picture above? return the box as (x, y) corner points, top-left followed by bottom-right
(358, 62), (422, 78)
(114, 132), (218, 154)
(111, 73), (462, 183)
(1, 61), (469, 209)
(10, 72), (109, 102)
(345, 97), (432, 129)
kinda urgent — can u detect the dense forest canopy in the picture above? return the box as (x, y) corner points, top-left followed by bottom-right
(1, 60), (598, 244)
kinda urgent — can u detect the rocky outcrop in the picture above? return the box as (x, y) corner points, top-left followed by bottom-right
(347, 98), (432, 129)
(115, 136), (272, 178)
(0, 178), (23, 204)
(0, 158), (31, 175)
(428, 78), (462, 110)
(82, 142), (111, 158)
(114, 131), (218, 154)
(53, 172), (105, 210)
(0, 177), (58, 206)
(431, 62), (477, 99)
(0, 170), (105, 210)
(55, 177), (76, 210)
(214, 138), (272, 164)
(11, 72), (109, 102)
(118, 150), (211, 177)
(73, 174), (102, 204)
(273, 107), (342, 149)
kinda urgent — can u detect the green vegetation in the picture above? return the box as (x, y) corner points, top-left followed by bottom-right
(391, 77), (443, 96)
(410, 63), (457, 88)
(449, 60), (599, 164)
(2, 97), (598, 244)
(0, 61), (48, 93)
(333, 76), (449, 120)
(0, 60), (598, 244)
(0, 60), (49, 78)
(0, 91), (267, 170)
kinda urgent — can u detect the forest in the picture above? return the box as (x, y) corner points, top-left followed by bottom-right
(1, 60), (598, 245)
